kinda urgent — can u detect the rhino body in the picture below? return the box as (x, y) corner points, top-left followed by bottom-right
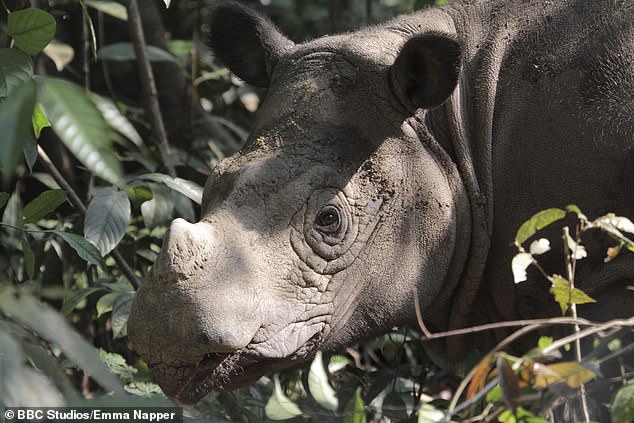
(128, 0), (634, 403)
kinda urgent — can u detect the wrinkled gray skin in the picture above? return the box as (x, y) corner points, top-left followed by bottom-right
(128, 0), (634, 403)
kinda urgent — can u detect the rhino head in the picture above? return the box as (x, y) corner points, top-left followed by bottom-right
(128, 2), (471, 404)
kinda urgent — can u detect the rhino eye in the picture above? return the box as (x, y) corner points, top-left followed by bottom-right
(314, 206), (341, 233)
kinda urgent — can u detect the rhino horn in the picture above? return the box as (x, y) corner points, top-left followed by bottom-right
(209, 1), (295, 87)
(154, 218), (216, 285)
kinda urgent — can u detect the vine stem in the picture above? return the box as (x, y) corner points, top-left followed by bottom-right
(124, 0), (176, 178)
(37, 146), (140, 289)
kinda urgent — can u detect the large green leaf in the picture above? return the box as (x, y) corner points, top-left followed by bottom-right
(0, 286), (124, 395)
(8, 8), (56, 55)
(0, 48), (34, 98)
(84, 188), (131, 255)
(0, 80), (36, 186)
(56, 231), (103, 266)
(308, 351), (339, 411)
(22, 189), (67, 224)
(515, 208), (566, 245)
(0, 192), (10, 209)
(98, 42), (177, 63)
(265, 375), (303, 420)
(36, 78), (124, 186)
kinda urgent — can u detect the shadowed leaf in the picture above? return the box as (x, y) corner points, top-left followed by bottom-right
(8, 8), (56, 55)
(84, 188), (131, 255)
(22, 189), (66, 224)
(56, 231), (103, 266)
(497, 357), (520, 413)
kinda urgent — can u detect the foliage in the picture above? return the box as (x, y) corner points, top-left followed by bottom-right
(0, 1), (632, 423)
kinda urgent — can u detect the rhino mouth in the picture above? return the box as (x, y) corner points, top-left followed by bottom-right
(148, 336), (322, 404)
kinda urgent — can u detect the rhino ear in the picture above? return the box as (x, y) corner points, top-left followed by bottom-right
(209, 2), (294, 87)
(389, 33), (461, 112)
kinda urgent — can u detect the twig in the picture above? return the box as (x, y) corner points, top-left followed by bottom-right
(37, 146), (141, 289)
(416, 316), (594, 340)
(564, 226), (591, 422)
(124, 0), (176, 178)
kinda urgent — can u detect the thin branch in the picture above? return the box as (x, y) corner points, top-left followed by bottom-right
(125, 0), (176, 178)
(37, 146), (141, 289)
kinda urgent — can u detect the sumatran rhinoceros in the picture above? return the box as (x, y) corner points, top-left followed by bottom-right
(128, 0), (634, 403)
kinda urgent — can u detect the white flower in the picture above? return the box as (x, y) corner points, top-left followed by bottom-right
(512, 252), (534, 284)
(530, 238), (551, 255)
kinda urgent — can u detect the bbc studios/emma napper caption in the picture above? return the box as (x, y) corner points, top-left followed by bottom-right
(3, 407), (182, 423)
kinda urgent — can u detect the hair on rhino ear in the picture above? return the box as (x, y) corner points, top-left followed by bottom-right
(209, 2), (295, 88)
(389, 32), (462, 112)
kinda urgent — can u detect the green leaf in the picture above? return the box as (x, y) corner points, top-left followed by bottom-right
(139, 173), (203, 204)
(111, 292), (134, 339)
(0, 285), (124, 395)
(0, 48), (34, 99)
(549, 275), (596, 315)
(98, 42), (177, 63)
(89, 93), (143, 147)
(0, 192), (9, 209)
(22, 189), (66, 224)
(308, 351), (339, 411)
(515, 208), (566, 245)
(32, 103), (49, 137)
(85, 0), (127, 21)
(343, 388), (366, 423)
(36, 77), (124, 186)
(96, 292), (119, 317)
(265, 375), (303, 420)
(98, 349), (137, 383)
(23, 133), (37, 172)
(21, 237), (35, 279)
(124, 381), (164, 397)
(538, 336), (553, 350)
(8, 8), (57, 55)
(61, 286), (107, 315)
(0, 80), (36, 186)
(56, 231), (103, 266)
(611, 381), (634, 423)
(84, 188), (131, 255)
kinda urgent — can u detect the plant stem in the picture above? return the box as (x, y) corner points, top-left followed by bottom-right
(37, 146), (141, 289)
(124, 0), (176, 178)
(563, 226), (591, 422)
